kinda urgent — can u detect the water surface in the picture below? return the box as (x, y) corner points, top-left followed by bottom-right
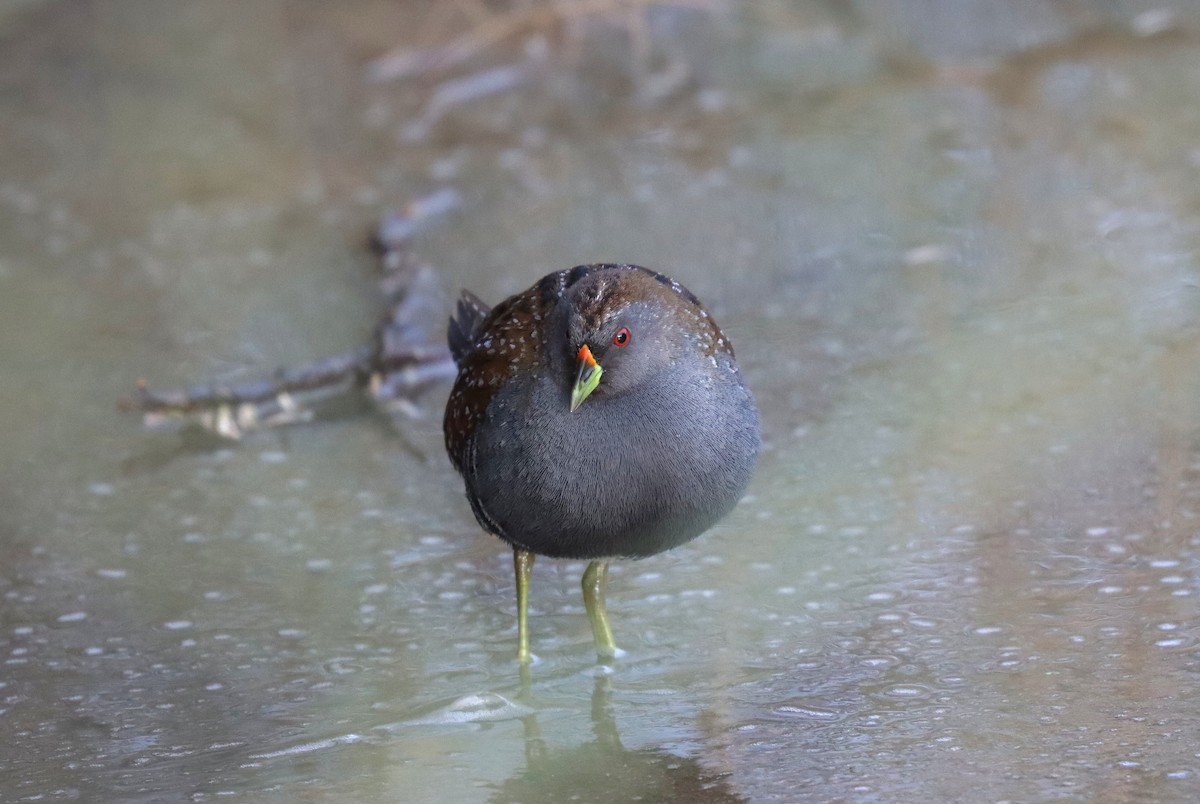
(3, 2), (1200, 801)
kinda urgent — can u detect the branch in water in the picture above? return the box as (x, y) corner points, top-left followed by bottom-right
(120, 195), (460, 440)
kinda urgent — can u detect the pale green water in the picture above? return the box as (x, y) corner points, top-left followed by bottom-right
(3, 2), (1200, 801)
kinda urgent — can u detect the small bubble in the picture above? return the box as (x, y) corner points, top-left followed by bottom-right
(859, 655), (897, 667)
(883, 685), (930, 699)
(57, 611), (87, 623)
(772, 703), (841, 721)
(164, 621), (193, 631)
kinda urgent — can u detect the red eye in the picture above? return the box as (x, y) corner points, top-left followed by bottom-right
(612, 327), (631, 347)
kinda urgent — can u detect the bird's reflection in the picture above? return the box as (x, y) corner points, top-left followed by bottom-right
(491, 672), (744, 803)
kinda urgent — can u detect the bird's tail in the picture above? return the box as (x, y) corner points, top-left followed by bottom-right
(447, 290), (491, 365)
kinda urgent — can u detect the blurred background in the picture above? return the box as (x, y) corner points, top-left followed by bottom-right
(3, 1), (1200, 800)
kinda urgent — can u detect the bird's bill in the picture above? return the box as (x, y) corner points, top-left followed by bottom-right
(570, 344), (603, 412)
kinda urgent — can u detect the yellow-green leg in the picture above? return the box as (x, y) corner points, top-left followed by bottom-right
(582, 560), (618, 659)
(514, 548), (536, 664)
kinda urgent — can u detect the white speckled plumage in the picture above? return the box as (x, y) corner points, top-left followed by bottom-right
(444, 264), (759, 561)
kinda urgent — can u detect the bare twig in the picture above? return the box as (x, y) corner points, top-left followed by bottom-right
(121, 190), (461, 440)
(368, 0), (729, 82)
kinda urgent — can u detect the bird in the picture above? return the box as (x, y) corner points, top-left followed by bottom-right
(443, 264), (760, 663)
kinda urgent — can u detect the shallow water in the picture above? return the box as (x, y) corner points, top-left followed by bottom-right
(3, 1), (1200, 801)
